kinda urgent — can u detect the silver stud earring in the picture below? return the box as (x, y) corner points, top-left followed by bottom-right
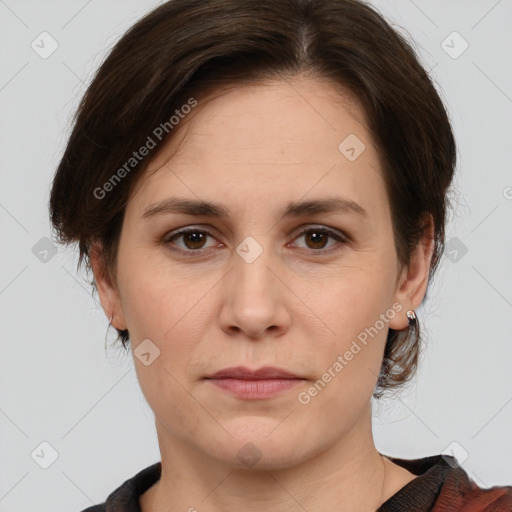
(406, 310), (417, 325)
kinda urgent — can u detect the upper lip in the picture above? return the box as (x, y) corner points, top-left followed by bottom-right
(205, 366), (302, 380)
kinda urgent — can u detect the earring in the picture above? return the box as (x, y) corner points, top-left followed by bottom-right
(406, 309), (417, 326)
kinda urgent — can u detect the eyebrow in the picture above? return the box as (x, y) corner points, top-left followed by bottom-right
(142, 196), (368, 220)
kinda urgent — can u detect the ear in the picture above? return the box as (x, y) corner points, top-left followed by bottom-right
(90, 244), (127, 330)
(388, 213), (435, 331)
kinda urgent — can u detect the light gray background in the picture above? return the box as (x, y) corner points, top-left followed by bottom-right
(1, 0), (511, 510)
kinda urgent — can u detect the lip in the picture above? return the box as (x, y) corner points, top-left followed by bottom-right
(204, 366), (305, 400)
(205, 366), (301, 380)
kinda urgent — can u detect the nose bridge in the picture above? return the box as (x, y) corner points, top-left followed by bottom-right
(219, 233), (288, 337)
(232, 234), (275, 296)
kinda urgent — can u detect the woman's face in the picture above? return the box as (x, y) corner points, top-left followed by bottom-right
(94, 77), (428, 469)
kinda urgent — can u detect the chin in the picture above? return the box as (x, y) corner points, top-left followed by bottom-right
(203, 418), (313, 470)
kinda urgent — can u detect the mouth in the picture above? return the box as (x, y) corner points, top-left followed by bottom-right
(203, 366), (306, 400)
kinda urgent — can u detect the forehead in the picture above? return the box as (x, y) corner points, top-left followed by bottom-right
(146, 77), (373, 163)
(128, 77), (385, 219)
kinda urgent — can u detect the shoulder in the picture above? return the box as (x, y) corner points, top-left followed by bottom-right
(75, 461), (161, 512)
(380, 453), (512, 512)
(441, 478), (512, 511)
(432, 458), (512, 511)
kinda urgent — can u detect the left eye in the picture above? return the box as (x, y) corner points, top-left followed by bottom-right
(291, 227), (346, 252)
(164, 226), (346, 254)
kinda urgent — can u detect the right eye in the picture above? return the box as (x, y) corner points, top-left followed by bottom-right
(163, 227), (223, 254)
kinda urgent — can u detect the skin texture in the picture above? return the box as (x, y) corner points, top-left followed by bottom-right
(91, 76), (434, 512)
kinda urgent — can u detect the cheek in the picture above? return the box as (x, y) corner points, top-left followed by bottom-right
(116, 247), (188, 338)
(302, 262), (393, 340)
(297, 265), (393, 390)
(120, 276), (204, 358)
(117, 252), (215, 377)
(121, 273), (209, 429)
(294, 281), (390, 430)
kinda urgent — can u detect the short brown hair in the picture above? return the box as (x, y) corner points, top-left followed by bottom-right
(49, 0), (456, 398)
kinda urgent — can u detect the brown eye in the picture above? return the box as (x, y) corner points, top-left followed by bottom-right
(291, 227), (346, 253)
(181, 231), (207, 250)
(165, 228), (218, 253)
(304, 230), (330, 249)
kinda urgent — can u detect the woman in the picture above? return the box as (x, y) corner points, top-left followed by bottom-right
(49, 0), (512, 510)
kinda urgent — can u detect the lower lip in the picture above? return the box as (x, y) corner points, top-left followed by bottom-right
(206, 378), (303, 399)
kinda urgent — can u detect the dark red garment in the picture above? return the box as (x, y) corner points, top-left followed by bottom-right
(79, 454), (512, 511)
(379, 455), (512, 511)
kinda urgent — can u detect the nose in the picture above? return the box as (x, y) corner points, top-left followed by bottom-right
(218, 238), (292, 340)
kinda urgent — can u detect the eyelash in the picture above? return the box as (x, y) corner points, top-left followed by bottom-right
(163, 225), (348, 256)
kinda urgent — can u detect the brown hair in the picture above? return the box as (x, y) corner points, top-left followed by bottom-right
(49, 0), (456, 398)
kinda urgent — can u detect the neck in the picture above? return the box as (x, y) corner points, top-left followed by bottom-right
(140, 406), (403, 512)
